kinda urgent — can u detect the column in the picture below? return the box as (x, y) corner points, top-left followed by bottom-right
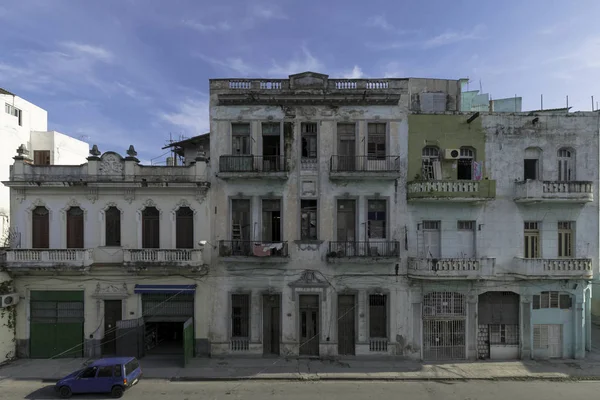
(412, 301), (422, 358)
(575, 300), (584, 359)
(520, 296), (531, 359)
(467, 297), (477, 360)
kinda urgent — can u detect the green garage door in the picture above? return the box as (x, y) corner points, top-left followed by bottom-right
(30, 291), (84, 358)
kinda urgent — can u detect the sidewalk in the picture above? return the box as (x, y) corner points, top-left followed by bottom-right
(3, 355), (600, 382)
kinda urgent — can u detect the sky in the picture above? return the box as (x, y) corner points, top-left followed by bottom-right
(1, 0), (600, 164)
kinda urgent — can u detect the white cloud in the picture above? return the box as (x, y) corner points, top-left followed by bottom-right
(182, 19), (231, 32)
(365, 15), (415, 35)
(268, 47), (323, 77)
(195, 53), (255, 76)
(60, 42), (114, 62)
(342, 66), (364, 79)
(423, 24), (485, 48)
(382, 61), (405, 78)
(159, 98), (210, 135)
(248, 3), (287, 20)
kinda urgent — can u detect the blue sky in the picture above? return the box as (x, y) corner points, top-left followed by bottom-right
(1, 0), (599, 163)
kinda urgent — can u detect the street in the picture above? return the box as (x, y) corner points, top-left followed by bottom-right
(3, 380), (600, 400)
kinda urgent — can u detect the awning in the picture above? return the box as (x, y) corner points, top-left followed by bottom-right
(134, 284), (197, 294)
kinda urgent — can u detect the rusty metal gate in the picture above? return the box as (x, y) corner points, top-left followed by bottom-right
(423, 292), (466, 360)
(337, 294), (356, 355)
(115, 317), (145, 359)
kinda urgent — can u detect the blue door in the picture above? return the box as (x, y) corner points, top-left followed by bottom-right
(95, 365), (117, 393)
(70, 366), (99, 393)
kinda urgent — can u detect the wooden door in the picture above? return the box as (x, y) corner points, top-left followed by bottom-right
(262, 294), (281, 356)
(337, 295), (355, 355)
(299, 295), (319, 356)
(103, 300), (122, 355)
(32, 206), (49, 248)
(142, 207), (160, 248)
(66, 207), (84, 248)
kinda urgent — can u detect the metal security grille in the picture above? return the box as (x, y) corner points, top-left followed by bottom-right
(423, 292), (466, 360)
(31, 301), (84, 323)
(142, 293), (194, 321)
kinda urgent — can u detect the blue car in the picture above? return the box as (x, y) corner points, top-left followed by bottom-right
(55, 357), (142, 399)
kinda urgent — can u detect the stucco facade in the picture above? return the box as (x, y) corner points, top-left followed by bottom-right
(3, 146), (213, 360)
(206, 72), (463, 358)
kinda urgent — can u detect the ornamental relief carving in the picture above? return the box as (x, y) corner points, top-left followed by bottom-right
(98, 153), (124, 175)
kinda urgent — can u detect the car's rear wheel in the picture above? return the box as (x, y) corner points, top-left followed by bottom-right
(111, 385), (124, 398)
(58, 386), (72, 399)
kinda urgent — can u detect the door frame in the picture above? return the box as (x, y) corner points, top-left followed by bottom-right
(297, 293), (321, 356)
(102, 299), (123, 355)
(337, 292), (357, 356)
(261, 293), (282, 356)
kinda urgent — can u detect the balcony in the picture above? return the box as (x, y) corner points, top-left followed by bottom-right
(407, 180), (496, 202)
(123, 249), (204, 270)
(511, 258), (593, 279)
(326, 241), (400, 264)
(219, 240), (289, 263)
(514, 180), (593, 204)
(329, 156), (400, 180)
(5, 249), (93, 271)
(217, 155), (288, 180)
(407, 257), (496, 280)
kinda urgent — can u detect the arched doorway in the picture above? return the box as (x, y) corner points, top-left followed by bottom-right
(477, 291), (520, 360)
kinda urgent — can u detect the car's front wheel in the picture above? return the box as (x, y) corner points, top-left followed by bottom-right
(58, 386), (72, 399)
(111, 385), (124, 398)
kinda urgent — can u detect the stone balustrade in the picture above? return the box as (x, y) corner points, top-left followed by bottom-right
(514, 180), (593, 203)
(512, 258), (593, 278)
(408, 257), (495, 279)
(123, 249), (203, 268)
(407, 180), (496, 201)
(5, 249), (94, 269)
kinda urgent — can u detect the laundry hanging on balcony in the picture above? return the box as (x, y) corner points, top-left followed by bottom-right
(253, 242), (283, 256)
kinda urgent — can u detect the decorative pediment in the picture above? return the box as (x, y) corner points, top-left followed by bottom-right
(289, 270), (329, 301)
(98, 152), (124, 175)
(289, 72), (329, 90)
(92, 283), (129, 300)
(141, 198), (158, 209)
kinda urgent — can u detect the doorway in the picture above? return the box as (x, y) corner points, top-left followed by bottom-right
(262, 294), (281, 356)
(337, 294), (356, 355)
(337, 124), (356, 171)
(299, 295), (319, 356)
(103, 300), (122, 355)
(262, 200), (282, 242)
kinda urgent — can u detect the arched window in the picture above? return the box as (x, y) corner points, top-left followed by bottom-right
(142, 207), (160, 249)
(176, 207), (194, 249)
(32, 206), (49, 249)
(66, 207), (84, 248)
(105, 206), (121, 247)
(421, 146), (440, 180)
(558, 148), (574, 181)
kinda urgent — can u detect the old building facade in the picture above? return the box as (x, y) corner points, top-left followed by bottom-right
(206, 72), (463, 358)
(3, 145), (211, 363)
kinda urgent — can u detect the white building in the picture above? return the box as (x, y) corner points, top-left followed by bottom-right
(0, 88), (89, 363)
(3, 145), (211, 362)
(201, 72), (463, 358)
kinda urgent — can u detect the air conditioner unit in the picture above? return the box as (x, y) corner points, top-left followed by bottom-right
(444, 149), (460, 160)
(0, 293), (19, 308)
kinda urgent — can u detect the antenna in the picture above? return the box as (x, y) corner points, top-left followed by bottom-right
(541, 94), (543, 110)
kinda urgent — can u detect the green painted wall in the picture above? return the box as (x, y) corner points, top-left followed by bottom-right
(407, 114), (486, 181)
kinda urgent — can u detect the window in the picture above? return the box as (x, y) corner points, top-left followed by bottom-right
(367, 123), (386, 160)
(532, 292), (572, 310)
(80, 367), (98, 379)
(524, 222), (540, 258)
(176, 207), (194, 249)
(367, 200), (386, 239)
(421, 146), (440, 180)
(456, 221), (475, 258)
(105, 207), (121, 246)
(33, 150), (51, 165)
(524, 147), (541, 180)
(557, 221), (573, 258)
(558, 148), (573, 181)
(422, 220), (441, 258)
(489, 324), (519, 345)
(66, 207), (84, 248)
(5, 103), (22, 126)
(300, 200), (317, 240)
(114, 365), (122, 377)
(124, 359), (139, 376)
(262, 123), (281, 170)
(32, 206), (49, 248)
(369, 294), (387, 338)
(457, 147), (474, 180)
(262, 199), (281, 242)
(337, 123), (356, 170)
(142, 207), (160, 248)
(231, 294), (250, 338)
(301, 123), (318, 159)
(232, 123), (251, 155)
(97, 366), (113, 378)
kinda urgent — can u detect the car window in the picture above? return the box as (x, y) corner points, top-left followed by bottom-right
(114, 365), (122, 377)
(97, 366), (113, 378)
(80, 367), (98, 379)
(124, 359), (139, 376)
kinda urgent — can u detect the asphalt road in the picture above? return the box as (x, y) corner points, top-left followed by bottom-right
(4, 379), (600, 400)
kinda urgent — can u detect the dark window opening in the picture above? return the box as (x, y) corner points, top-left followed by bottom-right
(105, 206), (121, 246)
(524, 159), (538, 180)
(301, 123), (318, 159)
(32, 206), (49, 249)
(262, 199), (281, 242)
(142, 207), (160, 249)
(457, 159), (473, 180)
(231, 294), (250, 337)
(301, 200), (318, 240)
(367, 200), (386, 239)
(369, 294), (387, 338)
(66, 207), (84, 248)
(176, 207), (194, 249)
